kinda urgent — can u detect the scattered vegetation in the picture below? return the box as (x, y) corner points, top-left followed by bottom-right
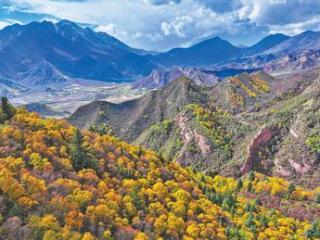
(250, 74), (270, 93)
(228, 89), (244, 106)
(229, 77), (256, 98)
(89, 124), (114, 136)
(306, 135), (320, 155)
(186, 104), (233, 159)
(134, 119), (183, 160)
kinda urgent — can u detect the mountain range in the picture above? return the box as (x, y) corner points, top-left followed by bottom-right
(0, 20), (320, 89)
(151, 33), (290, 66)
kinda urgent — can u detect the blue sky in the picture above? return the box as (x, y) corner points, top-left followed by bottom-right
(1, 0), (320, 51)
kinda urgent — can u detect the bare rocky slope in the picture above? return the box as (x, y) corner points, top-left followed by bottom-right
(69, 77), (208, 141)
(69, 68), (320, 187)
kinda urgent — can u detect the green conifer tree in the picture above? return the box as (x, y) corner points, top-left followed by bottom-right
(0, 97), (15, 122)
(70, 129), (88, 171)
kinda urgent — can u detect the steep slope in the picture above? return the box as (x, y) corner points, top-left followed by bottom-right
(0, 20), (155, 85)
(184, 69), (319, 183)
(69, 77), (208, 141)
(210, 71), (276, 113)
(134, 104), (252, 171)
(223, 69), (320, 187)
(265, 31), (320, 55)
(24, 103), (70, 118)
(245, 34), (289, 56)
(0, 77), (29, 97)
(271, 77), (320, 185)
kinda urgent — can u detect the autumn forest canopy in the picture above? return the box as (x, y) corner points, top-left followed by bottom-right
(0, 99), (318, 240)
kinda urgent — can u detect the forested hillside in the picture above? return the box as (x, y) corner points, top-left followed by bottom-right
(0, 100), (319, 239)
(70, 68), (320, 188)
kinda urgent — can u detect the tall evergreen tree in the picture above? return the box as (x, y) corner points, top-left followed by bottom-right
(70, 129), (88, 171)
(316, 193), (320, 204)
(1, 97), (15, 122)
(288, 183), (296, 199)
(248, 171), (255, 181)
(236, 178), (243, 191)
(307, 220), (320, 239)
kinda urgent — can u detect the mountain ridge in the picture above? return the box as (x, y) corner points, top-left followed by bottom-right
(69, 76), (208, 141)
(245, 33), (290, 56)
(264, 31), (320, 55)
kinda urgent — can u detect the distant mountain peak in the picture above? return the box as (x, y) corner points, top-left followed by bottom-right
(57, 19), (78, 26)
(269, 33), (289, 37)
(0, 19), (155, 85)
(264, 30), (320, 55)
(199, 35), (234, 46)
(245, 33), (290, 56)
(209, 36), (223, 41)
(301, 30), (316, 34)
(56, 19), (85, 33)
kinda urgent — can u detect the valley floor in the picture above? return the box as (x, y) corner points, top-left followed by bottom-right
(9, 81), (146, 118)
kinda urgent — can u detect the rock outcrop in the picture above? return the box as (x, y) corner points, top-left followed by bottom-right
(241, 127), (278, 174)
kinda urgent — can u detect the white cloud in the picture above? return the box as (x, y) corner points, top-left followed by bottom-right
(0, 19), (21, 30)
(242, 0), (320, 26)
(95, 23), (128, 39)
(268, 15), (320, 35)
(0, 21), (10, 30)
(3, 0), (320, 50)
(161, 16), (193, 37)
(144, 0), (181, 5)
(161, 22), (171, 36)
(6, 0), (239, 50)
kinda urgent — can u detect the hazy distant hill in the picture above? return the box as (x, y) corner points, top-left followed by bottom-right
(151, 34), (290, 67)
(245, 33), (290, 55)
(151, 36), (242, 66)
(132, 67), (220, 89)
(264, 31), (320, 55)
(0, 77), (29, 97)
